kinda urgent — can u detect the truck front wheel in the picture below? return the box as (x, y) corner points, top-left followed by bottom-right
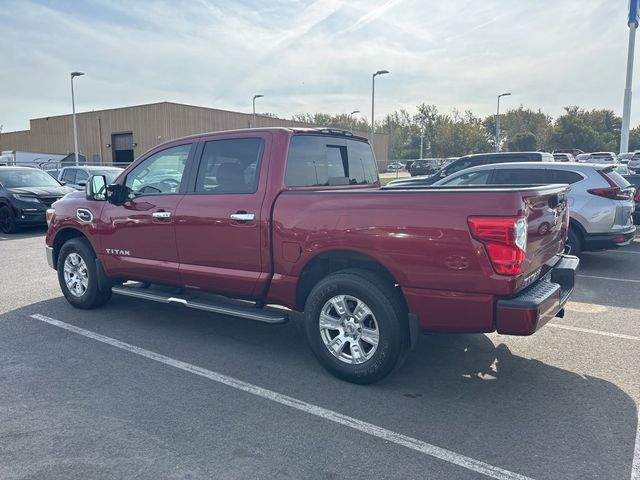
(304, 269), (407, 384)
(57, 237), (112, 309)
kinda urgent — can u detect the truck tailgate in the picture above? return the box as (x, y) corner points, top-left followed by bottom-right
(518, 187), (570, 289)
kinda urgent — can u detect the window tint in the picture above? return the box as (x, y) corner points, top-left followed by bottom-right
(445, 159), (474, 175)
(552, 170), (583, 184)
(195, 138), (264, 193)
(285, 136), (378, 187)
(443, 170), (491, 186)
(604, 169), (631, 188)
(76, 169), (89, 183)
(491, 169), (550, 185)
(61, 168), (76, 183)
(124, 144), (191, 198)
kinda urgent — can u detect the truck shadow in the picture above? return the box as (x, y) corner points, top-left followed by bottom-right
(7, 298), (638, 480)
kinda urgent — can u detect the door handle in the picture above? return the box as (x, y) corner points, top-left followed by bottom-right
(230, 213), (255, 221)
(152, 211), (172, 219)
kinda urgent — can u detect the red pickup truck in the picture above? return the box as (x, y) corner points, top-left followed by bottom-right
(45, 128), (578, 383)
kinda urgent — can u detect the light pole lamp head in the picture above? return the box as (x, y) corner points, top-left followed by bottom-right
(253, 94), (264, 100)
(374, 70), (390, 77)
(498, 92), (511, 99)
(350, 110), (360, 116)
(71, 71), (85, 78)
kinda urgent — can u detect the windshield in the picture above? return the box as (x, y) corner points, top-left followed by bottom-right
(92, 170), (122, 183)
(0, 169), (61, 188)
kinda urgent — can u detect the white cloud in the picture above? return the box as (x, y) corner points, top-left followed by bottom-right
(0, 0), (636, 133)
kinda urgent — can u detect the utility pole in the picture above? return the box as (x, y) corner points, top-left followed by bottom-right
(371, 70), (389, 154)
(71, 71), (85, 166)
(620, 0), (639, 153)
(495, 92), (511, 152)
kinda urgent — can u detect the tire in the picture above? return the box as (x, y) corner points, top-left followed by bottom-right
(568, 227), (583, 255)
(304, 268), (407, 384)
(57, 237), (112, 309)
(0, 205), (18, 234)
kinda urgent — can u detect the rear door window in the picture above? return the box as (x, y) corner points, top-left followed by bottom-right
(195, 138), (264, 193)
(285, 135), (378, 187)
(490, 168), (551, 185)
(551, 170), (584, 184)
(443, 170), (491, 186)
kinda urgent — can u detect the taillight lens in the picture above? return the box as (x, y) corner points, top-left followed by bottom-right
(635, 190), (640, 202)
(468, 217), (527, 275)
(587, 187), (632, 200)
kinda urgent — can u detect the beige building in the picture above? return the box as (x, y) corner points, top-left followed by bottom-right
(1, 101), (389, 166)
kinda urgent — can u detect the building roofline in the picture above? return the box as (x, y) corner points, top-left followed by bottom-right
(27, 101), (290, 123)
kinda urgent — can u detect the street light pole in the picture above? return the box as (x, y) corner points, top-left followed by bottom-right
(420, 128), (425, 159)
(495, 92), (511, 152)
(371, 70), (389, 153)
(252, 94), (264, 128)
(621, 0), (639, 154)
(349, 110), (360, 132)
(71, 71), (85, 166)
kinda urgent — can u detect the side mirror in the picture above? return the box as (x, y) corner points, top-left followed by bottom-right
(59, 180), (67, 185)
(86, 175), (107, 201)
(77, 180), (87, 187)
(440, 170), (448, 178)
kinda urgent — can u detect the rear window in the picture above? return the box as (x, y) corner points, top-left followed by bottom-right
(603, 169), (631, 188)
(285, 135), (378, 187)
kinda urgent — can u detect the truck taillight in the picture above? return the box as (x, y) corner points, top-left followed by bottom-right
(635, 189), (640, 202)
(468, 216), (527, 275)
(587, 187), (632, 200)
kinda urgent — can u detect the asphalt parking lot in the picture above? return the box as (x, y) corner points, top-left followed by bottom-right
(1, 228), (639, 480)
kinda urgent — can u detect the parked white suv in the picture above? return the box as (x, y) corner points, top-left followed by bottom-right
(433, 162), (636, 254)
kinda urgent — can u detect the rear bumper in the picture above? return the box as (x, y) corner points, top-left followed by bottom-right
(495, 255), (579, 335)
(583, 225), (636, 250)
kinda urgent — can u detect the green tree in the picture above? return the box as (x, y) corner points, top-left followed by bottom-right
(508, 132), (537, 151)
(548, 106), (621, 152)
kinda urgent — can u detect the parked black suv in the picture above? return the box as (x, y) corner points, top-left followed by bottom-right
(0, 167), (72, 233)
(408, 159), (440, 176)
(389, 151), (555, 186)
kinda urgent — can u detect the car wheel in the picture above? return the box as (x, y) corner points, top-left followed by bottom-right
(57, 237), (112, 309)
(0, 205), (18, 234)
(568, 227), (583, 255)
(304, 269), (407, 384)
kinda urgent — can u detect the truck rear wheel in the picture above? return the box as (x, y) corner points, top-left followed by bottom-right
(57, 237), (112, 309)
(568, 227), (583, 255)
(304, 269), (407, 384)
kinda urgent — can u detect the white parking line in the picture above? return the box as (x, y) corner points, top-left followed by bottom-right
(548, 324), (640, 342)
(577, 274), (640, 284)
(605, 250), (640, 255)
(29, 313), (534, 480)
(633, 419), (640, 480)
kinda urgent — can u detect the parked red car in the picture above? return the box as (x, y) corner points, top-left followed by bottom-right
(45, 127), (578, 383)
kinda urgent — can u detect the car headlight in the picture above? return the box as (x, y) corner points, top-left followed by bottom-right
(12, 193), (40, 203)
(46, 208), (55, 226)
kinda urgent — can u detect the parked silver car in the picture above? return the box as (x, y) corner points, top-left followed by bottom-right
(58, 166), (123, 191)
(628, 152), (640, 173)
(433, 162), (636, 254)
(587, 152), (617, 163)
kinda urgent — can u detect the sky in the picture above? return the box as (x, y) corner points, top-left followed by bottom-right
(0, 0), (634, 133)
